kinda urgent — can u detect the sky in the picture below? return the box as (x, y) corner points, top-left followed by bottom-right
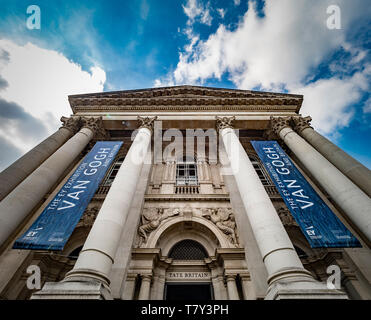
(0, 0), (370, 171)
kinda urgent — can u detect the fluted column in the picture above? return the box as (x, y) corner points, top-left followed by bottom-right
(292, 116), (371, 197)
(217, 116), (314, 286)
(0, 117), (103, 248)
(271, 117), (371, 243)
(226, 275), (239, 300)
(0, 116), (80, 200)
(64, 116), (156, 286)
(138, 275), (152, 300)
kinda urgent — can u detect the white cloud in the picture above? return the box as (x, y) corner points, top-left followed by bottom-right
(0, 39), (106, 169)
(292, 67), (370, 135)
(157, 0), (370, 135)
(217, 8), (226, 19)
(363, 97), (371, 114)
(182, 0), (212, 26)
(234, 0), (241, 6)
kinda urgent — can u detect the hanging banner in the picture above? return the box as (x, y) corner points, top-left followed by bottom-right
(251, 140), (361, 248)
(13, 141), (123, 251)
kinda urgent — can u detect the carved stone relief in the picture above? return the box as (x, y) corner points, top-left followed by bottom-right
(137, 206), (240, 248)
(138, 207), (180, 246)
(201, 208), (239, 246)
(77, 206), (99, 228)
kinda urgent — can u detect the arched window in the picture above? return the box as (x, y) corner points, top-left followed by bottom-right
(249, 155), (271, 186)
(176, 156), (198, 186)
(168, 240), (208, 260)
(102, 157), (125, 186)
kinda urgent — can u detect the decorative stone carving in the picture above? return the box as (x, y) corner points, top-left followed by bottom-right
(292, 116), (312, 133)
(270, 116), (292, 135)
(276, 207), (298, 227)
(77, 206), (99, 227)
(81, 116), (107, 138)
(215, 116), (235, 131)
(201, 208), (238, 245)
(69, 86), (304, 114)
(138, 207), (180, 245)
(137, 116), (158, 132)
(60, 116), (81, 134)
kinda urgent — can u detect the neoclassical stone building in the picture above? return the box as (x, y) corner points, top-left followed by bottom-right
(0, 85), (370, 300)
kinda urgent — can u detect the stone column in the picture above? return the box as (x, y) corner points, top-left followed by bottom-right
(226, 275), (239, 300)
(0, 116), (80, 201)
(292, 116), (371, 197)
(0, 117), (103, 249)
(217, 116), (347, 299)
(138, 275), (152, 300)
(271, 117), (371, 243)
(241, 275), (256, 300)
(59, 117), (155, 293)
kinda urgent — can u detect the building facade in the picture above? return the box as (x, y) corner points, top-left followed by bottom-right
(0, 85), (370, 300)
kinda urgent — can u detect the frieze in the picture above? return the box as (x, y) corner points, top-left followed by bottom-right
(137, 206), (239, 247)
(72, 104), (299, 113)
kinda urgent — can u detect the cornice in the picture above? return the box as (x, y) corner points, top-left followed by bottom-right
(68, 86), (303, 114)
(69, 85), (303, 100)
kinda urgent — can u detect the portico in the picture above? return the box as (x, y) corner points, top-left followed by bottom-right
(0, 86), (370, 300)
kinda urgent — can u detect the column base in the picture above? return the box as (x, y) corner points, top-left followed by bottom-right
(31, 279), (112, 300)
(265, 279), (348, 300)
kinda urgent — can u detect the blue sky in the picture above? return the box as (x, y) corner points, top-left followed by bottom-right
(0, 0), (370, 171)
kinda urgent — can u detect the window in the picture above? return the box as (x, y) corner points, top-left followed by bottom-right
(249, 156), (270, 186)
(176, 157), (198, 186)
(168, 240), (208, 260)
(103, 157), (124, 186)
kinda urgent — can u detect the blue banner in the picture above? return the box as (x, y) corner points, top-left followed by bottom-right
(251, 140), (361, 248)
(13, 141), (123, 251)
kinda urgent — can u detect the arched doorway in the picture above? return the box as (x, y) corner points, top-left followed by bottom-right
(164, 239), (213, 300)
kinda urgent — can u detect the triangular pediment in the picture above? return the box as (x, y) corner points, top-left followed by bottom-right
(69, 85), (303, 113)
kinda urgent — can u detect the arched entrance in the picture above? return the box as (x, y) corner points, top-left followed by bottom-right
(164, 239), (213, 300)
(125, 217), (251, 300)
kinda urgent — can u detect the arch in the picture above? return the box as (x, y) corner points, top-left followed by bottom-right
(168, 240), (208, 260)
(145, 216), (233, 254)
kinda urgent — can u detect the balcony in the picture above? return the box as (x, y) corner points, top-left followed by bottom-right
(175, 185), (200, 194)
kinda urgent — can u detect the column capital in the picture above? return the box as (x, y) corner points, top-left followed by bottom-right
(60, 116), (81, 134)
(225, 274), (237, 281)
(270, 116), (292, 135)
(137, 116), (158, 133)
(216, 116), (235, 131)
(292, 116), (312, 134)
(141, 274), (152, 282)
(81, 116), (107, 139)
